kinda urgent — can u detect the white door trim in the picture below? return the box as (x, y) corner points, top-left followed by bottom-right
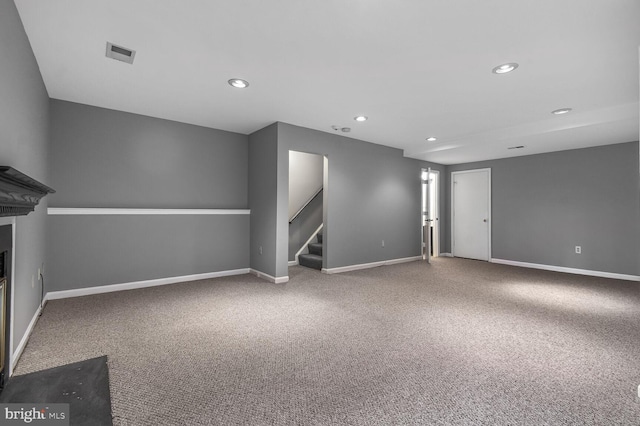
(451, 168), (491, 261)
(430, 169), (440, 258)
(421, 168), (440, 259)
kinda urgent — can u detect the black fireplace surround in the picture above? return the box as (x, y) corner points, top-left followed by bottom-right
(0, 166), (55, 217)
(0, 167), (54, 390)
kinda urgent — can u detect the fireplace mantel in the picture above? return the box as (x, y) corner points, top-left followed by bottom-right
(0, 167), (55, 217)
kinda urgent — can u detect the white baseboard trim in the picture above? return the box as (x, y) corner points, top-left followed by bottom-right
(288, 261), (298, 266)
(11, 303), (43, 375)
(45, 268), (251, 301)
(322, 256), (423, 274)
(490, 258), (640, 282)
(250, 269), (289, 283)
(440, 252), (453, 257)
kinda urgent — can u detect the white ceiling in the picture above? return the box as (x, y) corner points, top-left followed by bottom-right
(15, 0), (640, 164)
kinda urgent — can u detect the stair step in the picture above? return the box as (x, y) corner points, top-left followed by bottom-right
(317, 232), (323, 243)
(308, 242), (323, 256)
(299, 253), (322, 270)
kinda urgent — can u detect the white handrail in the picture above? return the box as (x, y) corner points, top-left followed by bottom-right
(289, 188), (323, 223)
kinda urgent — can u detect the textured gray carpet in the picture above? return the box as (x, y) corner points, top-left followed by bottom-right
(14, 258), (640, 425)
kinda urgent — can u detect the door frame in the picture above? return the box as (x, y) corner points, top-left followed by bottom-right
(451, 168), (491, 261)
(421, 168), (440, 260)
(287, 150), (328, 270)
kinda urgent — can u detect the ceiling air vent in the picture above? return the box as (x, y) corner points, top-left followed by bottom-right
(105, 42), (136, 64)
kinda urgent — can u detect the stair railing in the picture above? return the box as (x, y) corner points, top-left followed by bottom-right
(289, 188), (323, 224)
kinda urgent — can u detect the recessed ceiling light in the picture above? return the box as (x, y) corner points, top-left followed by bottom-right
(228, 78), (249, 88)
(354, 116), (368, 122)
(341, 127), (351, 133)
(492, 63), (519, 74)
(552, 108), (572, 115)
(426, 137), (437, 142)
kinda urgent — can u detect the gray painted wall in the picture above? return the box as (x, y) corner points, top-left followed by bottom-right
(248, 124), (279, 277)
(277, 123), (446, 276)
(47, 100), (250, 291)
(0, 1), (51, 354)
(49, 100), (248, 208)
(48, 215), (249, 291)
(445, 141), (640, 275)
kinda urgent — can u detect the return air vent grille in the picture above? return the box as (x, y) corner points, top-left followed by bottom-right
(105, 42), (136, 64)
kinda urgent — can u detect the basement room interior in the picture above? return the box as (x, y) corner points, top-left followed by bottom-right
(0, 0), (639, 424)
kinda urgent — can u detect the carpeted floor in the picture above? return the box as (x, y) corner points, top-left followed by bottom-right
(14, 258), (640, 425)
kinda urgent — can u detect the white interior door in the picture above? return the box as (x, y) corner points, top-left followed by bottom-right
(452, 169), (491, 261)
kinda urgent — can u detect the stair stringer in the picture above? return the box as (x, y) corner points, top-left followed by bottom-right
(294, 224), (323, 265)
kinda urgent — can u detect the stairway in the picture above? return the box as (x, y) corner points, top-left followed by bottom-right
(298, 232), (323, 270)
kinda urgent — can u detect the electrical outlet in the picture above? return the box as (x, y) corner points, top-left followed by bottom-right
(259, 246), (263, 255)
(575, 246), (582, 254)
(381, 240), (385, 248)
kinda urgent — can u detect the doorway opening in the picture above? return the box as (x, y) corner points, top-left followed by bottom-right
(421, 169), (439, 262)
(288, 151), (326, 271)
